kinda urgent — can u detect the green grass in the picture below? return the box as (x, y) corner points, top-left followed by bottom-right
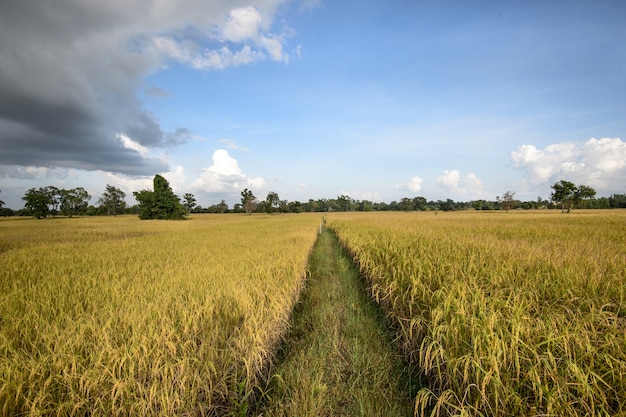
(257, 228), (417, 416)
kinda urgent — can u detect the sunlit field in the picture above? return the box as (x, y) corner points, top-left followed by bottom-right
(329, 210), (626, 417)
(3, 210), (625, 416)
(0, 214), (321, 416)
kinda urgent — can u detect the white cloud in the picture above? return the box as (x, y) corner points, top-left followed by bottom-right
(511, 137), (626, 193)
(220, 6), (289, 62)
(395, 176), (423, 193)
(583, 137), (626, 172)
(222, 7), (266, 42)
(117, 133), (150, 158)
(437, 170), (487, 198)
(438, 170), (461, 189)
(192, 149), (265, 193)
(141, 3), (291, 70)
(163, 165), (187, 192)
(219, 139), (249, 151)
(149, 5), (291, 70)
(151, 37), (269, 70)
(260, 36), (286, 62)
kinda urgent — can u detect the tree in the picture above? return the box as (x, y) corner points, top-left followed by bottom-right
(60, 188), (90, 217)
(537, 196), (548, 209)
(133, 189), (156, 219)
(278, 199), (289, 213)
(413, 196), (428, 211)
(551, 180), (576, 213)
(0, 207), (14, 217)
(288, 200), (303, 213)
(216, 199), (228, 213)
(0, 190), (12, 216)
(133, 175), (187, 220)
(609, 193), (626, 208)
(241, 188), (257, 215)
(99, 185), (126, 216)
(356, 200), (373, 211)
(335, 195), (354, 211)
(265, 191), (279, 213)
(550, 180), (596, 213)
(399, 197), (413, 211)
(182, 193), (197, 214)
(155, 175), (186, 219)
(575, 185), (596, 208)
(43, 186), (61, 216)
(496, 190), (516, 212)
(439, 199), (456, 212)
(22, 188), (52, 218)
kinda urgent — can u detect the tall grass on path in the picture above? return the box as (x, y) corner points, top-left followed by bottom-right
(258, 228), (416, 417)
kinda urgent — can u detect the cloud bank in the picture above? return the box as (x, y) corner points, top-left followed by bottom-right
(0, 0), (290, 176)
(511, 138), (626, 194)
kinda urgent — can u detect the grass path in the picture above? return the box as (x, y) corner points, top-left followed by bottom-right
(255, 228), (417, 416)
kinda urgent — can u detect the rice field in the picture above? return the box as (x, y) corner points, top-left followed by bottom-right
(0, 214), (321, 416)
(329, 210), (626, 417)
(3, 210), (625, 416)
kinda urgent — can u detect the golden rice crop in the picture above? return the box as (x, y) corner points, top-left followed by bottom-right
(0, 214), (321, 416)
(329, 210), (626, 417)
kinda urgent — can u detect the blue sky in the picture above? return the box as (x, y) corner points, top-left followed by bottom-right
(1, 0), (625, 209)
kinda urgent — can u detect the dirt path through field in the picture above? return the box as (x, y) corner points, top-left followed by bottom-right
(255, 228), (417, 416)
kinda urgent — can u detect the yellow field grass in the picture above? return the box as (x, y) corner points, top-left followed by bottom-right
(329, 210), (626, 416)
(0, 214), (321, 416)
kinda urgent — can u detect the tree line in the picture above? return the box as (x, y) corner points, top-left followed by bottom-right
(1, 178), (625, 219)
(3, 175), (187, 220)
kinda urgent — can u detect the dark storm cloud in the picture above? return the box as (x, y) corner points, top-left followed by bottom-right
(0, 0), (285, 175)
(0, 1), (171, 174)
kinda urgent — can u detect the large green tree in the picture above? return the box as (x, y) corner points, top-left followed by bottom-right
(99, 185), (126, 216)
(550, 180), (596, 213)
(60, 187), (91, 217)
(133, 175), (186, 220)
(22, 188), (52, 218)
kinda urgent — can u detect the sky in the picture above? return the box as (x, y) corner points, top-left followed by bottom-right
(1, 0), (625, 209)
